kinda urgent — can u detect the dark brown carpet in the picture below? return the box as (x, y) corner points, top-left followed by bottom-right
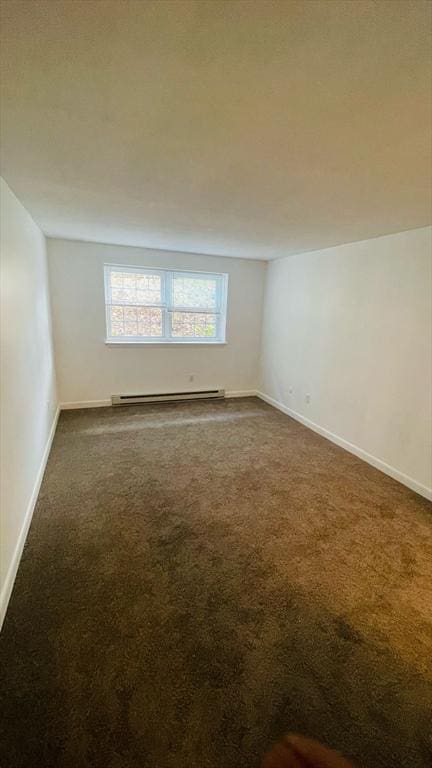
(1, 397), (431, 768)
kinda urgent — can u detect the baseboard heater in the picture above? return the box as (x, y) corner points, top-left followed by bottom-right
(111, 389), (225, 406)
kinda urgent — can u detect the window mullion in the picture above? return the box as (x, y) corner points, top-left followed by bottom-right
(164, 271), (173, 340)
(106, 302), (163, 309)
(169, 307), (221, 314)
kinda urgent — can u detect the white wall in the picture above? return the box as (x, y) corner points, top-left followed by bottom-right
(47, 238), (266, 405)
(259, 227), (432, 499)
(0, 178), (58, 625)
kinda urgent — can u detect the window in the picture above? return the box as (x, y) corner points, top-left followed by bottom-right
(104, 265), (228, 344)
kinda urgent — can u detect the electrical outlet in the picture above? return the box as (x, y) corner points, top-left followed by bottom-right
(189, 374), (195, 383)
(305, 393), (311, 403)
(289, 386), (293, 394)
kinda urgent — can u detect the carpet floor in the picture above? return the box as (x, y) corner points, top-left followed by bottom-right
(1, 397), (431, 768)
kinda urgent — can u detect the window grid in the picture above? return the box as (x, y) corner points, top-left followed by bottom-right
(104, 265), (228, 343)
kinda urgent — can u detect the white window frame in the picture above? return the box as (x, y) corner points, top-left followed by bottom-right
(104, 264), (228, 345)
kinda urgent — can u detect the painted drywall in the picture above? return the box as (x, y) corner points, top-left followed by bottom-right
(47, 238), (266, 404)
(0, 178), (58, 624)
(1, 2), (431, 259)
(259, 227), (432, 497)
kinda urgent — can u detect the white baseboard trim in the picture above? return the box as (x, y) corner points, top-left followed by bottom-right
(256, 391), (432, 501)
(225, 390), (257, 398)
(60, 399), (111, 410)
(0, 406), (60, 630)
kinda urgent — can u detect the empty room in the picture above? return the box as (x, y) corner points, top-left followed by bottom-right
(0, 1), (431, 767)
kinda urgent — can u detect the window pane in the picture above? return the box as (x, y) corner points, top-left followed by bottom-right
(171, 312), (217, 338)
(110, 271), (162, 305)
(109, 306), (163, 337)
(172, 275), (217, 309)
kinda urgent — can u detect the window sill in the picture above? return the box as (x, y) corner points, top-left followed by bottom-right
(105, 340), (227, 347)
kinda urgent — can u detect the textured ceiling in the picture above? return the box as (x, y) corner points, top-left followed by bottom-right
(0, 0), (431, 260)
